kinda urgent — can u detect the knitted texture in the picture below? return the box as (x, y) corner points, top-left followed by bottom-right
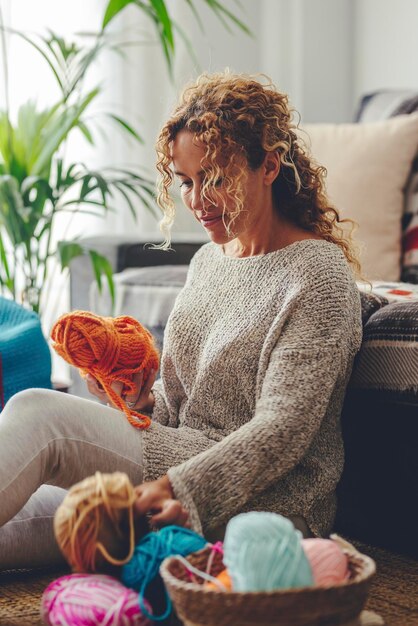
(41, 573), (153, 625)
(0, 296), (51, 409)
(51, 311), (159, 429)
(54, 472), (137, 573)
(142, 240), (363, 537)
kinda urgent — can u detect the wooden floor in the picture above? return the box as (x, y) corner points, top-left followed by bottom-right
(356, 542), (418, 625)
(0, 540), (417, 626)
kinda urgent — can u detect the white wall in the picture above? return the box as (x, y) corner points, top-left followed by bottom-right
(354, 0), (418, 104)
(260, 0), (355, 124)
(264, 0), (418, 123)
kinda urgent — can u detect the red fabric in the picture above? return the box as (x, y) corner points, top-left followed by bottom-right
(403, 225), (418, 253)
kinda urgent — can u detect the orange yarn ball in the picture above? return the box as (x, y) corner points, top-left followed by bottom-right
(51, 311), (159, 429)
(206, 569), (233, 591)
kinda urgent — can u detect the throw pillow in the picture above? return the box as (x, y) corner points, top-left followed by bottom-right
(298, 114), (418, 281)
(0, 296), (52, 408)
(350, 300), (418, 393)
(402, 153), (418, 283)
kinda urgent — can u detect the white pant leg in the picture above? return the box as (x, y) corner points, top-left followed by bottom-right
(0, 388), (143, 569)
(0, 485), (68, 569)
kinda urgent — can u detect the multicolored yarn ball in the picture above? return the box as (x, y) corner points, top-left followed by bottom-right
(41, 573), (153, 626)
(223, 512), (314, 592)
(54, 472), (137, 573)
(51, 310), (159, 429)
(302, 538), (349, 587)
(122, 525), (207, 621)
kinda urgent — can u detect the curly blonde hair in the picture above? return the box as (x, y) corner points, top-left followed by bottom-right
(156, 70), (360, 274)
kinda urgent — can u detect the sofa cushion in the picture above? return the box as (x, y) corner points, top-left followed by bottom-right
(358, 280), (418, 303)
(298, 114), (418, 281)
(355, 89), (418, 285)
(358, 290), (388, 326)
(350, 300), (418, 393)
(402, 157), (418, 284)
(354, 89), (418, 122)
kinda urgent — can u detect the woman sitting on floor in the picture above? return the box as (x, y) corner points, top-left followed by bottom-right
(0, 71), (362, 569)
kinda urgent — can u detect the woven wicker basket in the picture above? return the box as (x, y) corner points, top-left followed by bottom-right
(160, 535), (376, 626)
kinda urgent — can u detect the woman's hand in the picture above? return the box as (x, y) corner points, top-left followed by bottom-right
(133, 476), (189, 529)
(86, 369), (156, 412)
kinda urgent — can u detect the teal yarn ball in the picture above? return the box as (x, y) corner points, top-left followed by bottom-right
(121, 525), (207, 622)
(122, 525), (206, 589)
(223, 512), (314, 592)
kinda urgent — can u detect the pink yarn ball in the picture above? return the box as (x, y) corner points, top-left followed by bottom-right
(302, 539), (349, 587)
(41, 573), (152, 626)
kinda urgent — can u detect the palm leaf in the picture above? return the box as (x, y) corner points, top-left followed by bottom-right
(3, 101), (65, 181)
(61, 162), (80, 187)
(202, 0), (252, 35)
(32, 87), (100, 176)
(64, 39), (106, 98)
(112, 181), (138, 220)
(57, 240), (115, 305)
(149, 0), (174, 51)
(0, 112), (14, 172)
(57, 240), (84, 268)
(7, 28), (65, 92)
(20, 176), (53, 230)
(43, 30), (74, 80)
(89, 249), (115, 302)
(0, 230), (14, 295)
(172, 20), (200, 71)
(128, 185), (159, 218)
(103, 0), (175, 75)
(9, 28), (107, 102)
(44, 28), (78, 62)
(0, 175), (27, 244)
(77, 120), (94, 145)
(86, 171), (112, 205)
(183, 0), (204, 31)
(102, 0), (135, 29)
(105, 113), (144, 143)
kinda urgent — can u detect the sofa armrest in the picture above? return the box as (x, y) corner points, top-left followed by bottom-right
(69, 236), (126, 312)
(69, 235), (204, 312)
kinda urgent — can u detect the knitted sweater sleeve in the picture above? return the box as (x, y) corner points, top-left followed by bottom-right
(167, 271), (361, 534)
(151, 368), (187, 428)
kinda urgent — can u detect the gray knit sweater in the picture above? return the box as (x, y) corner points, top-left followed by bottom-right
(142, 240), (362, 537)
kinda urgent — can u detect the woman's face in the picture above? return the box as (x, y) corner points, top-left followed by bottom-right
(171, 130), (272, 245)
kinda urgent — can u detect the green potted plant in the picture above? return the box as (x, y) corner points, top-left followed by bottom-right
(0, 0), (249, 318)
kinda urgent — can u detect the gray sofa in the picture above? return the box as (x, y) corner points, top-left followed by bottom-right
(335, 90), (418, 558)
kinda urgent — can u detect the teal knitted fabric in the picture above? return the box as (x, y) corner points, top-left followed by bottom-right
(0, 297), (52, 409)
